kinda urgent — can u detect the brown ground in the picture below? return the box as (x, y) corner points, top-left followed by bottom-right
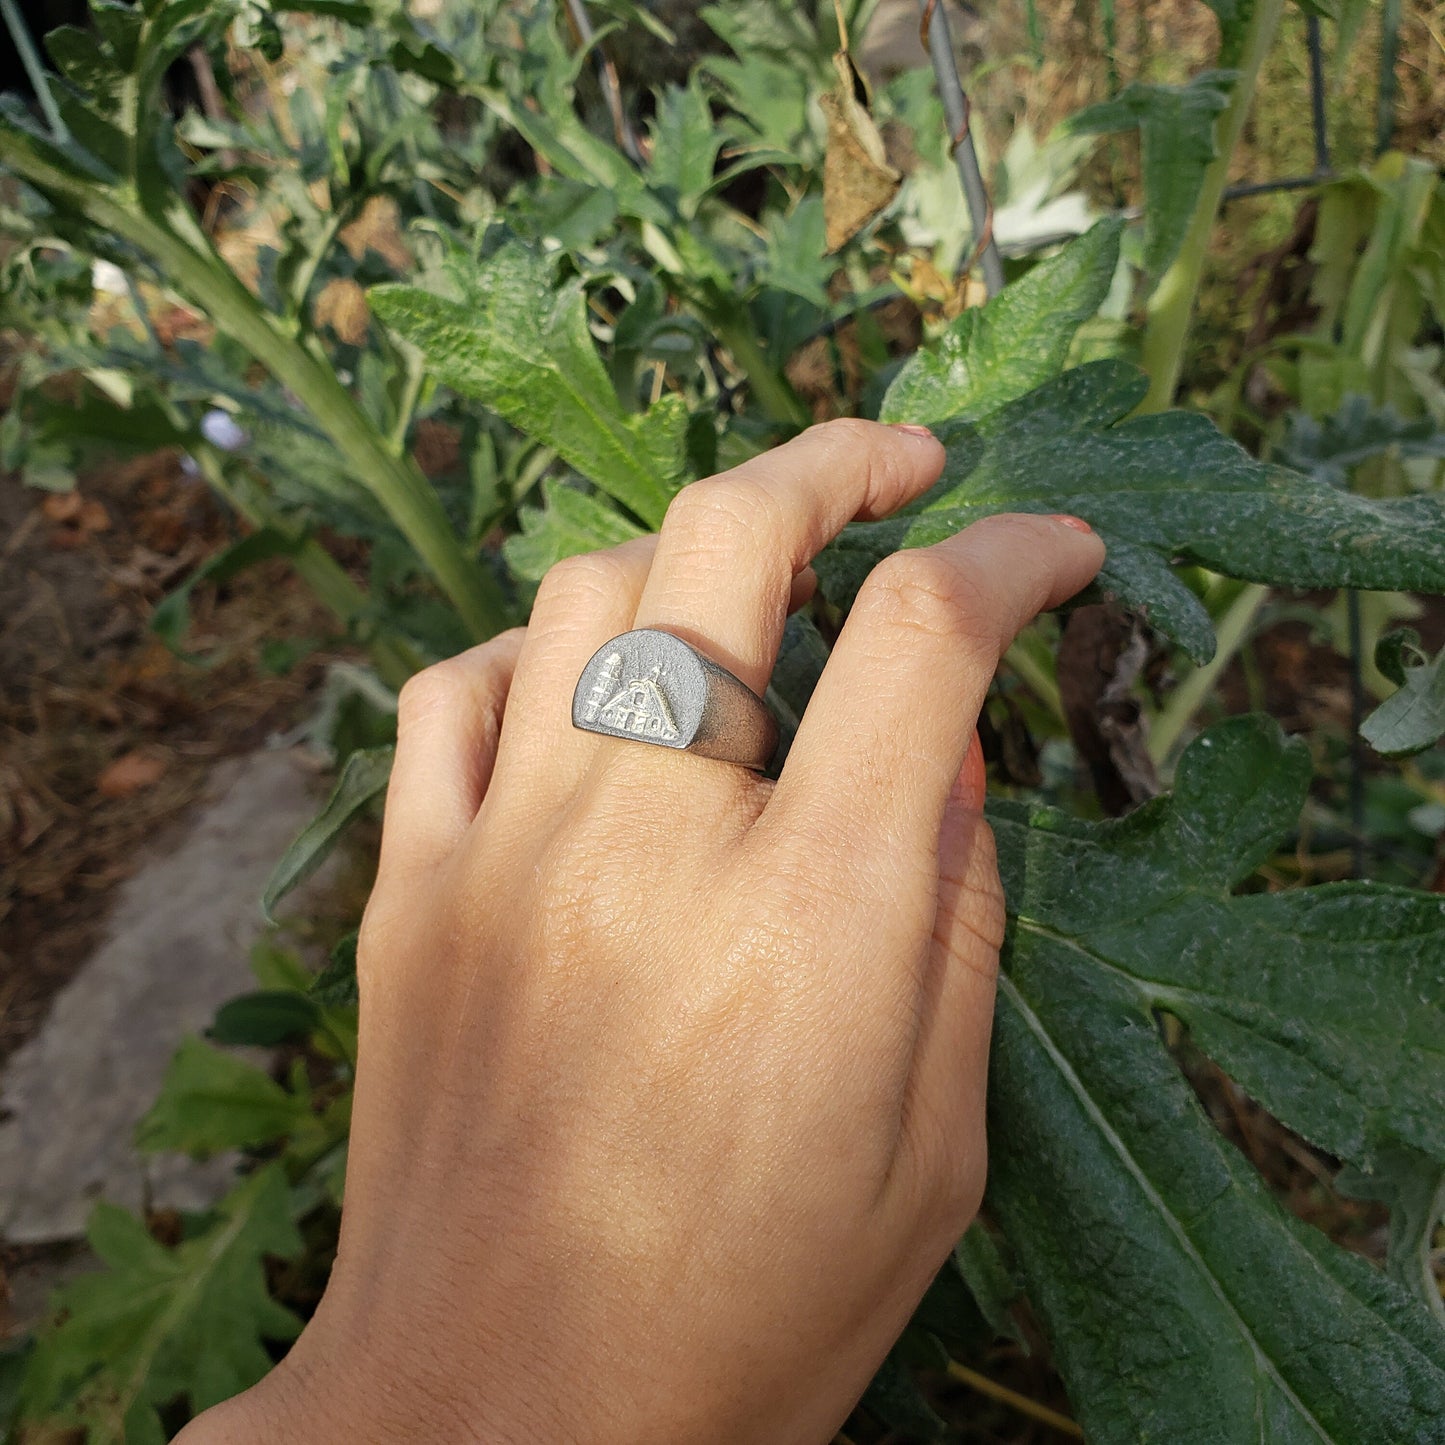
(0, 450), (340, 1068)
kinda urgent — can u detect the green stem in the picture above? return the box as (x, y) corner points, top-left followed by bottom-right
(190, 448), (421, 689)
(0, 132), (509, 641)
(1149, 582), (1270, 765)
(1138, 0), (1287, 414)
(710, 305), (811, 430)
(0, 0), (67, 139)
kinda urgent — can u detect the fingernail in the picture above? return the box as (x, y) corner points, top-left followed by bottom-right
(892, 423), (935, 439)
(1049, 513), (1094, 533)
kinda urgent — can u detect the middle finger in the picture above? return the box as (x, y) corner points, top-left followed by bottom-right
(629, 419), (945, 697)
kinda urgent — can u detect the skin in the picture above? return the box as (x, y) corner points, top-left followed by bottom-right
(182, 419), (1104, 1444)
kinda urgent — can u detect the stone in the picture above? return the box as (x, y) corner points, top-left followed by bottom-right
(0, 749), (326, 1245)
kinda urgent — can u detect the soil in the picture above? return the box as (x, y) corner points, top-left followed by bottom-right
(0, 449), (343, 1068)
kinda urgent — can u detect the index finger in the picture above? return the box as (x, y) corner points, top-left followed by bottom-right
(769, 513), (1105, 861)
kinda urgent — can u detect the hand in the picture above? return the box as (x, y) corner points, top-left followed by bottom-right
(185, 420), (1104, 1444)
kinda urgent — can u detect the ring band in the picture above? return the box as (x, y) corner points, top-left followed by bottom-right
(572, 629), (779, 771)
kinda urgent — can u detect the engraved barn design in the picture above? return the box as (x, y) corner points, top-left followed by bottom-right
(598, 664), (680, 740)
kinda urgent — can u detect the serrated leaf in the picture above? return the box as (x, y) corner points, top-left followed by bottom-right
(502, 477), (646, 582)
(135, 1037), (310, 1155)
(880, 217), (1122, 426)
(371, 240), (690, 527)
(1278, 394), (1445, 486)
(647, 77), (728, 220)
(263, 746), (394, 919)
(986, 716), (1445, 1442)
(1361, 635), (1445, 758)
(20, 1166), (301, 1439)
(1068, 72), (1234, 279)
(817, 361), (1445, 662)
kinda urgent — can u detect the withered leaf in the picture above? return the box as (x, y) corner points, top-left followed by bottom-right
(819, 50), (901, 253)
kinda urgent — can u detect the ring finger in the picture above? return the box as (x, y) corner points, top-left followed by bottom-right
(485, 533), (660, 808)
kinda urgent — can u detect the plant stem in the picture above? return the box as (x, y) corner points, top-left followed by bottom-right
(0, 132), (510, 642)
(1149, 582), (1269, 766)
(945, 1361), (1083, 1438)
(1376, 0), (1402, 155)
(1138, 0), (1286, 414)
(0, 0), (67, 139)
(917, 0), (1006, 295)
(710, 305), (812, 429)
(190, 448), (421, 689)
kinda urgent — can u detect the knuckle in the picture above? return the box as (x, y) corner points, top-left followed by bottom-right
(535, 549), (636, 611)
(857, 551), (993, 647)
(806, 414), (879, 454)
(805, 416), (915, 501)
(663, 473), (780, 557)
(396, 661), (465, 729)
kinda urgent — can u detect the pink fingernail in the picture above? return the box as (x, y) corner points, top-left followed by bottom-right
(892, 423), (935, 439)
(1049, 513), (1095, 533)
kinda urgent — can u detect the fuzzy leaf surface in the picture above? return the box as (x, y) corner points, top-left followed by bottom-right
(816, 362), (1445, 662)
(1069, 72), (1234, 278)
(371, 242), (690, 527)
(503, 477), (647, 582)
(986, 716), (1445, 1443)
(880, 217), (1122, 426)
(20, 1166), (301, 1442)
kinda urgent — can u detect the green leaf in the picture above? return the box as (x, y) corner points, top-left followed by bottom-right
(1278, 395), (1445, 486)
(953, 1223), (1024, 1347)
(20, 1166), (301, 1440)
(817, 361), (1445, 662)
(371, 239), (691, 527)
(1202, 0), (1252, 65)
(880, 217), (1123, 426)
(1068, 72), (1234, 279)
(1337, 1145), (1445, 1325)
(861, 1348), (946, 1438)
(262, 745), (394, 920)
(1361, 633), (1445, 758)
(764, 612), (830, 770)
(135, 1037), (310, 1156)
(986, 716), (1445, 1442)
(310, 931), (359, 1008)
(502, 477), (647, 582)
(210, 990), (322, 1047)
(647, 77), (728, 219)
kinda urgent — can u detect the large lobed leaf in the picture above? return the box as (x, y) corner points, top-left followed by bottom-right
(986, 716), (1445, 1442)
(819, 360), (1445, 662)
(19, 1166), (302, 1444)
(371, 239), (690, 529)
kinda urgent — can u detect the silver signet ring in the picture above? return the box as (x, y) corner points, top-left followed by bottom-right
(572, 628), (780, 771)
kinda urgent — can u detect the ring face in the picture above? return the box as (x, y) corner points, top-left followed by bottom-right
(572, 629), (779, 770)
